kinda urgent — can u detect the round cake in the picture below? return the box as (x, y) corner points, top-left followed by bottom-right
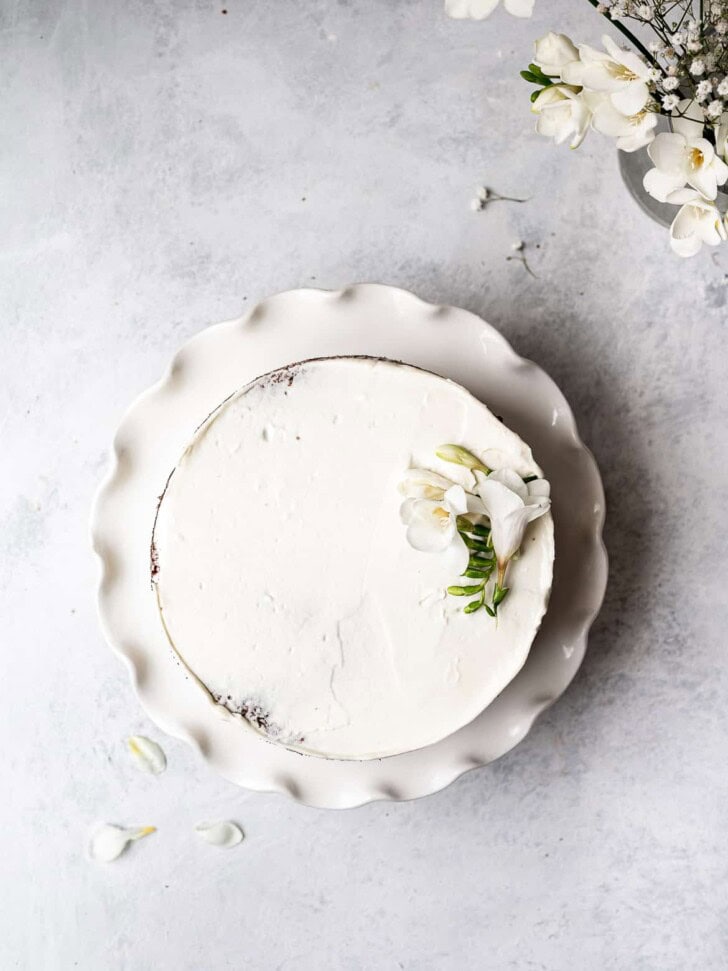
(152, 357), (554, 760)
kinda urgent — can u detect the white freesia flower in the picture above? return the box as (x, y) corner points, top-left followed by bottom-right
(398, 468), (458, 501)
(473, 468), (550, 585)
(127, 735), (167, 775)
(195, 821), (244, 848)
(400, 482), (470, 573)
(666, 188), (728, 257)
(562, 35), (652, 115)
(591, 98), (658, 151)
(88, 824), (156, 863)
(445, 0), (534, 19)
(532, 84), (593, 149)
(643, 132), (728, 202)
(533, 33), (579, 77)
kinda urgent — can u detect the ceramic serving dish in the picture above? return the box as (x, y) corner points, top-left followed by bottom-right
(92, 284), (607, 808)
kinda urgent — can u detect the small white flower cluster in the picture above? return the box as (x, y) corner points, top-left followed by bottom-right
(587, 1), (728, 122)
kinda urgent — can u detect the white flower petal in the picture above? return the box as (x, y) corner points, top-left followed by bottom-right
(527, 478), (551, 499)
(195, 821), (244, 848)
(562, 49), (621, 92)
(405, 499), (456, 553)
(643, 167), (686, 202)
(503, 0), (534, 17)
(666, 187), (702, 205)
(533, 32), (578, 76)
(602, 36), (651, 81)
(444, 0), (500, 18)
(610, 81), (649, 116)
(444, 530), (471, 576)
(88, 824), (156, 863)
(690, 166), (718, 200)
(399, 498), (417, 525)
(523, 496), (551, 520)
(590, 101), (629, 137)
(465, 491), (487, 515)
(444, 484), (468, 516)
(670, 228), (703, 257)
(617, 122), (657, 152)
(668, 196), (724, 257)
(487, 467), (529, 500)
(712, 154), (728, 185)
(694, 138), (716, 165)
(533, 85), (593, 148)
(492, 507), (534, 562)
(532, 85), (569, 113)
(475, 476), (524, 520)
(648, 132), (687, 173)
(127, 736), (167, 775)
(398, 469), (454, 500)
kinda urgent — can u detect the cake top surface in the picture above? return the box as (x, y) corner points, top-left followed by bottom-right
(153, 357), (554, 760)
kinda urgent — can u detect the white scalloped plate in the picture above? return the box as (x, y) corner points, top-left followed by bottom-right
(92, 284), (607, 808)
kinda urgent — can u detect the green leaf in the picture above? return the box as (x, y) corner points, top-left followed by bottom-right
(461, 534), (491, 553)
(522, 474), (538, 483)
(520, 70), (545, 85)
(464, 600), (483, 614)
(485, 604), (496, 617)
(493, 585), (510, 606)
(470, 524), (490, 538)
(530, 89), (541, 104)
(463, 568), (489, 579)
(448, 584), (484, 596)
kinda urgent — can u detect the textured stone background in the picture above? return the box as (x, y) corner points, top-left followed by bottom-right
(2, 1), (727, 968)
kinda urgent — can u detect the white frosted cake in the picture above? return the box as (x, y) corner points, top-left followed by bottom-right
(152, 357), (554, 760)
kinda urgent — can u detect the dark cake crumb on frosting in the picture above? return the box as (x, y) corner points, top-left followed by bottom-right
(211, 692), (295, 740)
(150, 541), (160, 584)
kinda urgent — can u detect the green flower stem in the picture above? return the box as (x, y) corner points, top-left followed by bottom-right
(497, 561), (507, 590)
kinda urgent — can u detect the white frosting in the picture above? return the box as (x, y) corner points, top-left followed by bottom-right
(153, 358), (554, 760)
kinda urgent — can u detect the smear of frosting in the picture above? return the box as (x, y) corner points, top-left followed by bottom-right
(127, 735), (167, 775)
(194, 820), (244, 848)
(88, 824), (156, 863)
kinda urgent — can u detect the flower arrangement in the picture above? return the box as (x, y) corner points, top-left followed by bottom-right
(444, 0), (728, 257)
(521, 4), (728, 257)
(399, 445), (551, 617)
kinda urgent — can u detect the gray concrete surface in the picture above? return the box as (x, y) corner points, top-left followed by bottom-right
(2, 1), (727, 968)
